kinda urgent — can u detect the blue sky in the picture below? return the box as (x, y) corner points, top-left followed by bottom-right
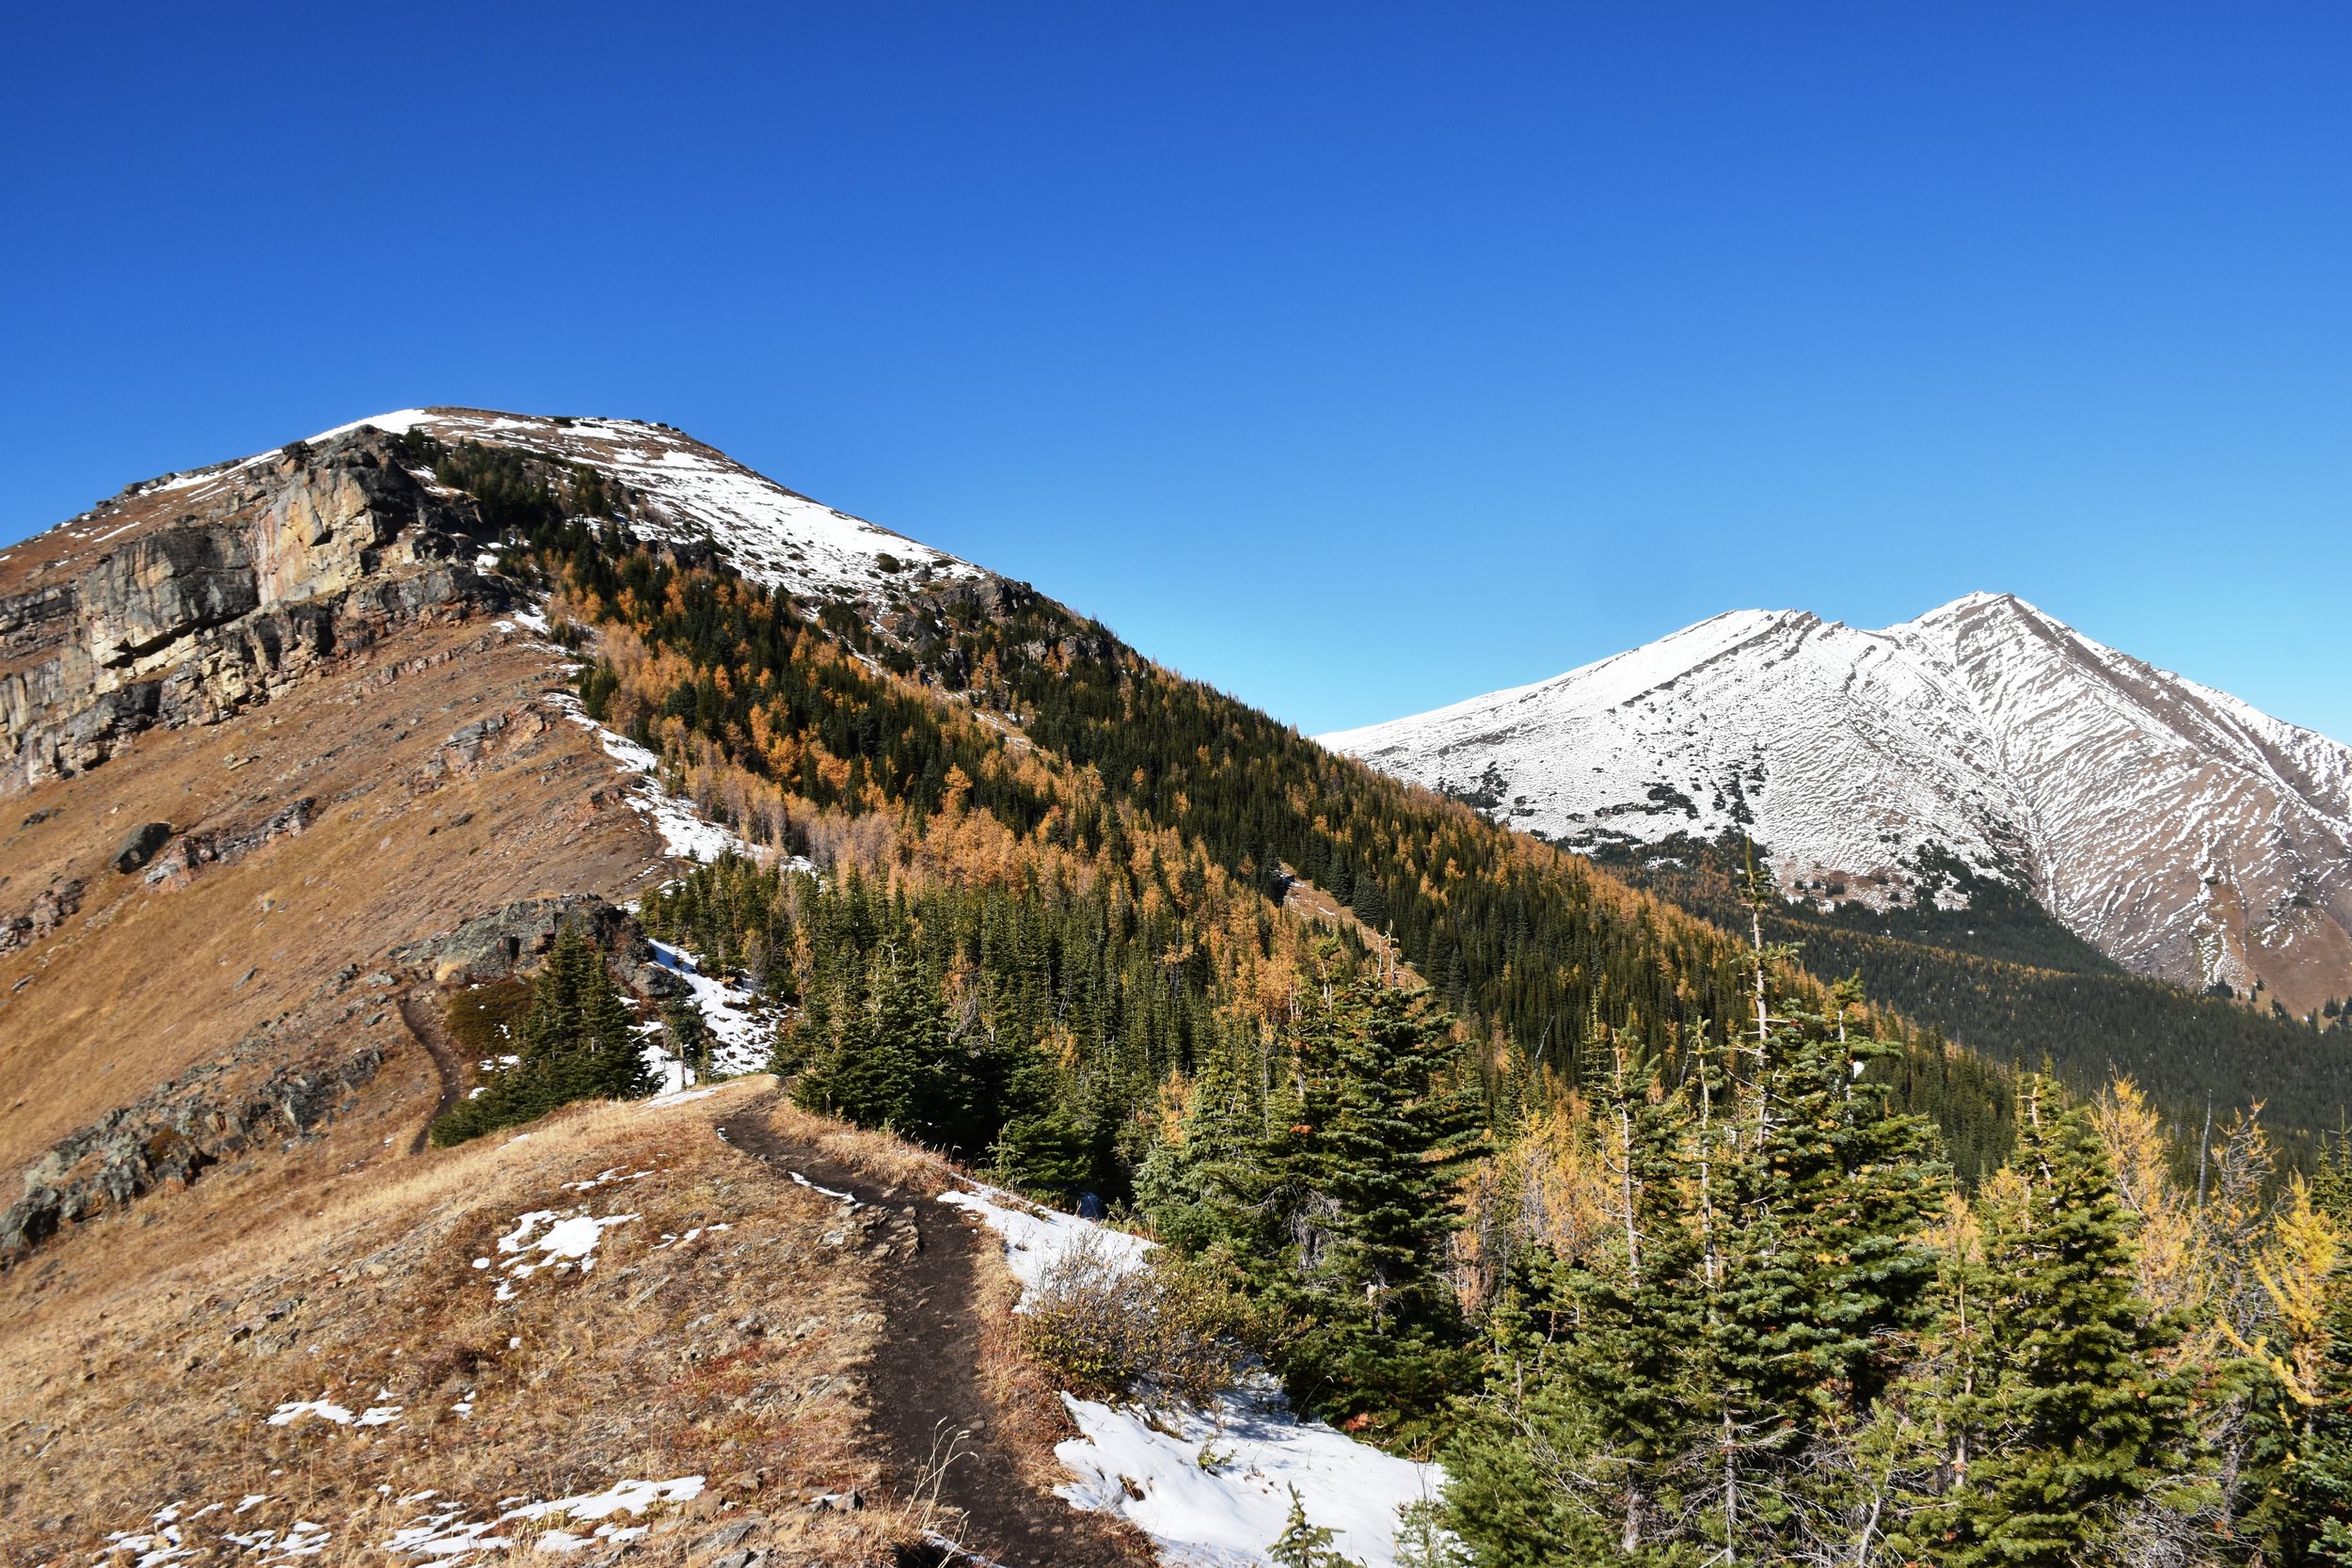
(5, 4), (2346, 740)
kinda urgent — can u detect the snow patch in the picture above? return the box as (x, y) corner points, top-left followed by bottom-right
(789, 1170), (855, 1203)
(486, 1208), (636, 1298)
(543, 692), (752, 864)
(646, 938), (771, 1076)
(559, 1165), (657, 1193)
(381, 1475), (704, 1558)
(310, 408), (978, 600)
(938, 1187), (1153, 1307)
(1059, 1386), (1444, 1568)
(941, 1185), (1442, 1567)
(262, 1395), (404, 1433)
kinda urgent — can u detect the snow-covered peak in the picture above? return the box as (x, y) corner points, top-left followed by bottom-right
(1324, 595), (2352, 1010)
(311, 408), (981, 601)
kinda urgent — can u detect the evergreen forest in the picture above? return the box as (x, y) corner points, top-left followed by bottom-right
(1595, 833), (2352, 1167)
(405, 434), (2352, 1563)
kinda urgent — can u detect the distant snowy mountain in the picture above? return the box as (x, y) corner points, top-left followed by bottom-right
(1321, 594), (2352, 1013)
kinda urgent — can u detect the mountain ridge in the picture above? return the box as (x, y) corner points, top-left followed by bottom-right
(1322, 591), (2352, 1015)
(7, 408), (2348, 1565)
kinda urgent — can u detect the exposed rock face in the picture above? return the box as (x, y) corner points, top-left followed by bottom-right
(0, 431), (508, 795)
(386, 893), (682, 996)
(0, 1021), (387, 1263)
(81, 527), (260, 665)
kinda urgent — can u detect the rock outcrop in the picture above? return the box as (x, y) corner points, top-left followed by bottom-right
(0, 1020), (388, 1262)
(0, 430), (510, 795)
(0, 877), (82, 957)
(385, 893), (683, 996)
(140, 798), (318, 889)
(109, 819), (172, 874)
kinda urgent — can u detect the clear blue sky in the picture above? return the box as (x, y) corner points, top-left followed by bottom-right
(6, 4), (2346, 741)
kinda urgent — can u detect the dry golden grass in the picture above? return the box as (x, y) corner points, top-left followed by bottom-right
(0, 612), (666, 1178)
(752, 1098), (965, 1199)
(968, 1228), (1093, 1498)
(0, 1080), (918, 1565)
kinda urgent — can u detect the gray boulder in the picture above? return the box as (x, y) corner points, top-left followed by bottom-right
(110, 820), (171, 873)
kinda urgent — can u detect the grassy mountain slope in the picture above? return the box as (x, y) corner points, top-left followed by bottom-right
(19, 408), (2334, 1559)
(1, 1084), (922, 1563)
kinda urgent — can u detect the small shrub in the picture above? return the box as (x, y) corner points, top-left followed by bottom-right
(1021, 1232), (1246, 1409)
(1270, 1485), (1361, 1568)
(1393, 1500), (1467, 1568)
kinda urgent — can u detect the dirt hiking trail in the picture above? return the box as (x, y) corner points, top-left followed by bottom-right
(721, 1095), (1152, 1568)
(399, 990), (469, 1153)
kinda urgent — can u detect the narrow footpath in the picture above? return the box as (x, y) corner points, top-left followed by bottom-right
(720, 1095), (1151, 1568)
(398, 990), (468, 1154)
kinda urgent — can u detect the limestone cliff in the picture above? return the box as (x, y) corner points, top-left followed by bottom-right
(0, 429), (505, 793)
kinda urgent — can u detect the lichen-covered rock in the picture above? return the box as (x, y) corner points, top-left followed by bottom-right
(0, 1022), (387, 1263)
(385, 894), (675, 992)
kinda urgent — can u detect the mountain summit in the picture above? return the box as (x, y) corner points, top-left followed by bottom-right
(1321, 593), (2352, 1012)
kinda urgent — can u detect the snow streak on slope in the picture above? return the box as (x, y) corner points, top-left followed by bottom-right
(1323, 594), (2352, 1008)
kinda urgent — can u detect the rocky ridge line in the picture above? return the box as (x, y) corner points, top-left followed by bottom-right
(1, 431), (511, 795)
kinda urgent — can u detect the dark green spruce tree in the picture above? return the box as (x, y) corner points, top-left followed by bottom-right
(662, 996), (714, 1085)
(1707, 981), (1947, 1559)
(1892, 1077), (2189, 1568)
(1136, 1048), (1279, 1259)
(1263, 965), (1482, 1439)
(990, 1041), (1096, 1197)
(792, 942), (926, 1132)
(431, 924), (656, 1146)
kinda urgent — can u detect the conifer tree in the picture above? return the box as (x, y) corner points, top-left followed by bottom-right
(1264, 966), (1480, 1434)
(430, 924), (655, 1145)
(1441, 1043), (1708, 1564)
(1692, 990), (1946, 1559)
(991, 1047), (1095, 1196)
(1136, 1053), (1280, 1259)
(1393, 1499), (1469, 1568)
(1270, 1485), (1359, 1568)
(2244, 1139), (2352, 1563)
(793, 945), (923, 1132)
(577, 945), (657, 1100)
(663, 997), (714, 1085)
(1896, 1077), (2189, 1567)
